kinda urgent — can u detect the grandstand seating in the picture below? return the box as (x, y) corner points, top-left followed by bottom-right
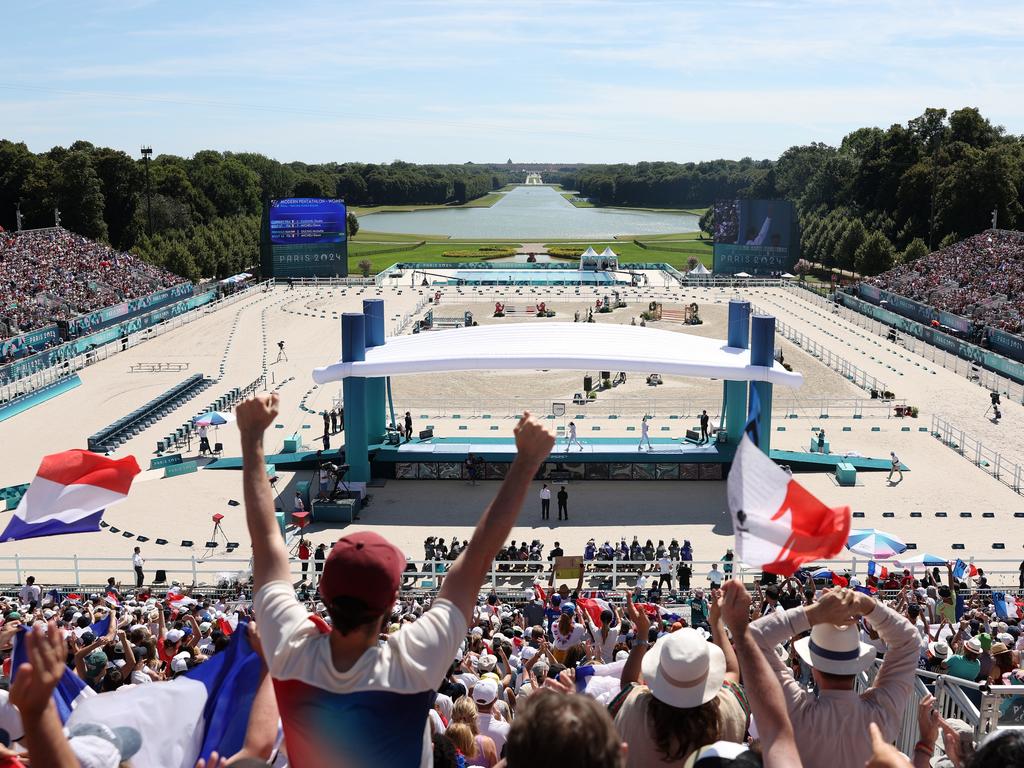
(0, 228), (183, 339)
(87, 373), (213, 453)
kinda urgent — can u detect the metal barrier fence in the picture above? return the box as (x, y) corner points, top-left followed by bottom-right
(0, 281), (274, 404)
(931, 414), (1024, 494)
(789, 284), (1024, 405)
(389, 395), (902, 421)
(392, 295), (432, 336)
(277, 277), (377, 287)
(750, 301), (889, 395)
(6, 555), (1024, 591)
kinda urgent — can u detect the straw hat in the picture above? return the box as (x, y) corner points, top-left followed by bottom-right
(794, 622), (876, 675)
(641, 628), (725, 708)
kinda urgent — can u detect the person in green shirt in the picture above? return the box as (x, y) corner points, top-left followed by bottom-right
(944, 635), (983, 681)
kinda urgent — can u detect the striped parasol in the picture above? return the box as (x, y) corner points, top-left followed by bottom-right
(845, 528), (907, 559)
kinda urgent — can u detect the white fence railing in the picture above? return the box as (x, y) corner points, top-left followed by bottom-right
(931, 414), (1024, 494)
(6, 555), (1024, 591)
(391, 396), (903, 421)
(0, 281), (274, 402)
(789, 284), (1024, 405)
(750, 301), (889, 395)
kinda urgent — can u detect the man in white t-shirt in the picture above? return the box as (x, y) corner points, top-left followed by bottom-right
(539, 484), (551, 521)
(657, 556), (673, 591)
(238, 394), (554, 768)
(18, 577), (41, 608)
(472, 679), (510, 755)
(707, 563), (723, 588)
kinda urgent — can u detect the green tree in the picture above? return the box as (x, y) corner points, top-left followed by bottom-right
(347, 211), (360, 238)
(836, 218), (867, 272)
(899, 237), (929, 265)
(56, 151), (107, 240)
(854, 231), (896, 275)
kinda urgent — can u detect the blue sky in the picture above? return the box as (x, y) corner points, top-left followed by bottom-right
(2, 0), (1023, 164)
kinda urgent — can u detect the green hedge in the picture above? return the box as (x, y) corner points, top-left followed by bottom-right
(546, 247), (584, 258)
(441, 247), (517, 259)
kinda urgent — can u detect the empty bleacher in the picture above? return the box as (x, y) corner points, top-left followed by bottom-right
(87, 373), (213, 453)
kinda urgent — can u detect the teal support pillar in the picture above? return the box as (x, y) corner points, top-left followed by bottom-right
(363, 299), (387, 444)
(724, 300), (750, 446)
(750, 314), (776, 455)
(342, 313), (370, 483)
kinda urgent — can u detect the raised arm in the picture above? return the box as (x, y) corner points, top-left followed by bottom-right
(10, 623), (79, 768)
(236, 394), (291, 592)
(720, 583), (803, 768)
(620, 593), (651, 690)
(708, 588), (740, 684)
(438, 413), (554, 623)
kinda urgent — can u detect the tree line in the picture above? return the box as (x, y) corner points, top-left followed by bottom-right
(0, 142), (507, 280)
(2, 107), (1021, 281)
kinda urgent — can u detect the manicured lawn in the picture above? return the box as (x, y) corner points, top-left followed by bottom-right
(561, 192), (594, 208)
(542, 239), (714, 270)
(460, 192), (504, 208)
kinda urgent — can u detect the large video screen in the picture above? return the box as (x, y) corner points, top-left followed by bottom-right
(712, 199), (799, 275)
(261, 198), (348, 278)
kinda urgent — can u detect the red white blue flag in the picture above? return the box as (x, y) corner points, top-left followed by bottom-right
(728, 433), (851, 576)
(0, 450), (140, 542)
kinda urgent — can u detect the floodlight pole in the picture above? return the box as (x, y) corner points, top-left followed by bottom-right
(141, 146), (154, 237)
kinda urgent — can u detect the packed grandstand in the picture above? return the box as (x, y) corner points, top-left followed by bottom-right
(867, 230), (1024, 336)
(0, 228), (183, 340)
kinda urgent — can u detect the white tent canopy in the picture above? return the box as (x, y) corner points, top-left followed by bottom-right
(312, 323), (804, 387)
(688, 263), (711, 275)
(599, 246), (617, 258)
(734, 271), (752, 278)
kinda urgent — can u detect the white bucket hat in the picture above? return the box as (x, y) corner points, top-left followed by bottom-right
(641, 628), (725, 708)
(928, 640), (952, 661)
(795, 622), (876, 675)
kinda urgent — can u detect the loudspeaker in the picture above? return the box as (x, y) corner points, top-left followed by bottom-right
(419, 428), (434, 440)
(154, 569), (167, 583)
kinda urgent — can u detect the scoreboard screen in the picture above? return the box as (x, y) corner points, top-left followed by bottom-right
(261, 198), (349, 278)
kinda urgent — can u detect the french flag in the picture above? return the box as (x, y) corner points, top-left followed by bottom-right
(11, 627), (95, 722)
(727, 433), (850, 576)
(993, 592), (1022, 620)
(67, 619), (263, 767)
(0, 450), (140, 542)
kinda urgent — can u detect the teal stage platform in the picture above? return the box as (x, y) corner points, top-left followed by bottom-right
(199, 438), (904, 479)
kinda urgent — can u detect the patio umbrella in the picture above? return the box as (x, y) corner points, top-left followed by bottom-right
(734, 271), (752, 278)
(895, 552), (947, 569)
(845, 528), (907, 559)
(194, 411), (234, 427)
(781, 272), (795, 278)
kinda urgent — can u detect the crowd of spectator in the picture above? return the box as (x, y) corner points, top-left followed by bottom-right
(3, 399), (1024, 767)
(0, 227), (183, 340)
(867, 230), (1024, 336)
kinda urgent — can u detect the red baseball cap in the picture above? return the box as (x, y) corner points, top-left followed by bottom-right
(319, 532), (404, 614)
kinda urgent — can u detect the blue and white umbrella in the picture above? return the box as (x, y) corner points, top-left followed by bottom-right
(845, 528), (907, 559)
(194, 411), (234, 427)
(896, 552), (948, 570)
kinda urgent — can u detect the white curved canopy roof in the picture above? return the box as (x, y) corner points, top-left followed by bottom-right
(312, 323), (803, 387)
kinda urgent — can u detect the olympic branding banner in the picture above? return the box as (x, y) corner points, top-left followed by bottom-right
(0, 325), (60, 361)
(63, 283), (194, 337)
